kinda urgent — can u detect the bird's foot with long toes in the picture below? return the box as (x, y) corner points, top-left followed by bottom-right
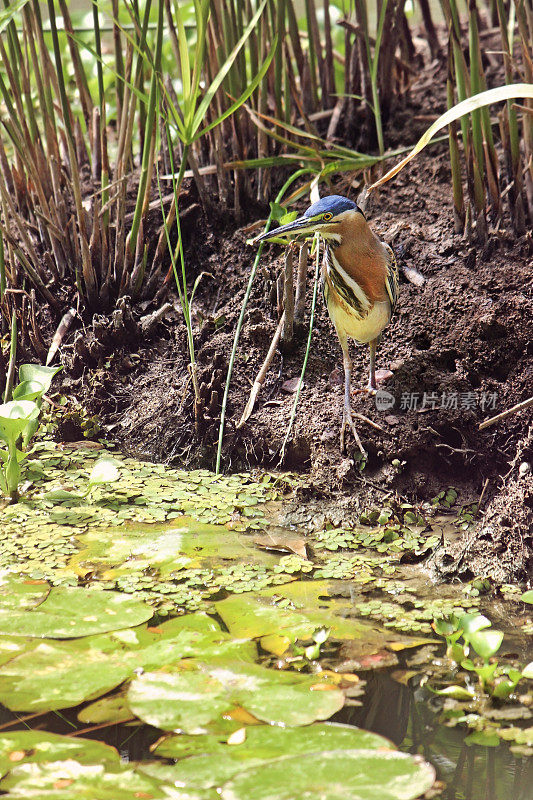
(340, 406), (368, 458)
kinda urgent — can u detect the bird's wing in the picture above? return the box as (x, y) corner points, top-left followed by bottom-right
(382, 243), (399, 315)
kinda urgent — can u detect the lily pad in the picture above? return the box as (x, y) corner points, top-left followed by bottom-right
(0, 586), (153, 638)
(0, 574), (49, 611)
(153, 723), (392, 788)
(153, 612), (221, 635)
(77, 692), (132, 725)
(216, 584), (383, 653)
(219, 749), (435, 800)
(70, 520), (277, 582)
(128, 669), (232, 732)
(136, 763), (220, 799)
(0, 637), (135, 712)
(0, 637), (34, 668)
(128, 661), (345, 731)
(465, 730), (501, 747)
(0, 627), (255, 712)
(0, 732), (119, 779)
(0, 760), (168, 799)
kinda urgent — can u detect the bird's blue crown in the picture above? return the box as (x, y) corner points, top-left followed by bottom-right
(304, 195), (359, 219)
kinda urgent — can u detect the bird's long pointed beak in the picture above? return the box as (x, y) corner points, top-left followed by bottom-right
(254, 215), (317, 243)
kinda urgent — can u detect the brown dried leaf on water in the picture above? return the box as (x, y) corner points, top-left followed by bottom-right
(337, 648), (399, 672)
(336, 631), (435, 673)
(58, 441), (104, 450)
(281, 377), (303, 394)
(387, 637), (435, 652)
(390, 669), (419, 686)
(404, 644), (439, 667)
(254, 532), (308, 558)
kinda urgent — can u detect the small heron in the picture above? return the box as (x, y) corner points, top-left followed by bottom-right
(255, 195), (399, 456)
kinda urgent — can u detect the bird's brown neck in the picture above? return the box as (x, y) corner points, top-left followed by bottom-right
(329, 214), (389, 303)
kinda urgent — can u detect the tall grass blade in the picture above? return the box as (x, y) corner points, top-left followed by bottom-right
(191, 0), (268, 136)
(0, 230), (5, 301)
(0, 0), (31, 35)
(128, 0), (164, 258)
(369, 85), (533, 190)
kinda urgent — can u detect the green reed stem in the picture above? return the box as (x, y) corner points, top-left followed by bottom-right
(129, 0), (163, 256)
(446, 71), (464, 231)
(468, 0), (484, 187)
(3, 310), (16, 403)
(371, 0), (388, 156)
(161, 135), (199, 401)
(92, 1), (105, 110)
(0, 230), (5, 301)
(274, 0), (286, 121)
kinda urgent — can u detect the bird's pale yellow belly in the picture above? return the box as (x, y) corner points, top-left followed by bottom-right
(327, 295), (391, 344)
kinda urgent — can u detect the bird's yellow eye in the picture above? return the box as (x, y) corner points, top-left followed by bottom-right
(323, 212), (333, 221)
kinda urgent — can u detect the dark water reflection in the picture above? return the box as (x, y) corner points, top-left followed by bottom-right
(334, 670), (533, 800)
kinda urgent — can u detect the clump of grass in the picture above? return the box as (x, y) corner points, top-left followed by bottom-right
(0, 0), (427, 339)
(0, 0), (165, 323)
(440, 0), (531, 240)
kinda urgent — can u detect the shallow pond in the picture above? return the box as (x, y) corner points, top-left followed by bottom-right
(0, 439), (530, 799)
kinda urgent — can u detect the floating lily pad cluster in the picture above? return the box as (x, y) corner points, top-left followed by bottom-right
(0, 437), (481, 623)
(0, 440), (293, 596)
(0, 438), (444, 616)
(313, 552), (396, 581)
(0, 725), (436, 800)
(24, 440), (283, 527)
(0, 436), (529, 794)
(354, 594), (481, 633)
(0, 577), (436, 799)
(314, 518), (440, 557)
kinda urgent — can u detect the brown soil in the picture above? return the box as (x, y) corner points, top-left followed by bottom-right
(57, 48), (533, 582)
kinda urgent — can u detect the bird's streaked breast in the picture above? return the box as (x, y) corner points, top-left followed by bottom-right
(325, 247), (370, 317)
(322, 241), (394, 345)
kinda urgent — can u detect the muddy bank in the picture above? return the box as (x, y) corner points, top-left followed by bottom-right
(56, 138), (532, 580)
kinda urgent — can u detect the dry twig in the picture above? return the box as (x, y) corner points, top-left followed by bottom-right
(237, 313), (285, 428)
(479, 396), (533, 430)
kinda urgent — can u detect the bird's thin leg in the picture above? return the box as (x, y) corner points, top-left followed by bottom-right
(340, 342), (368, 457)
(367, 338), (377, 393)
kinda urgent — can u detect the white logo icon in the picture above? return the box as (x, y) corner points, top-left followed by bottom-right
(375, 389), (395, 412)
